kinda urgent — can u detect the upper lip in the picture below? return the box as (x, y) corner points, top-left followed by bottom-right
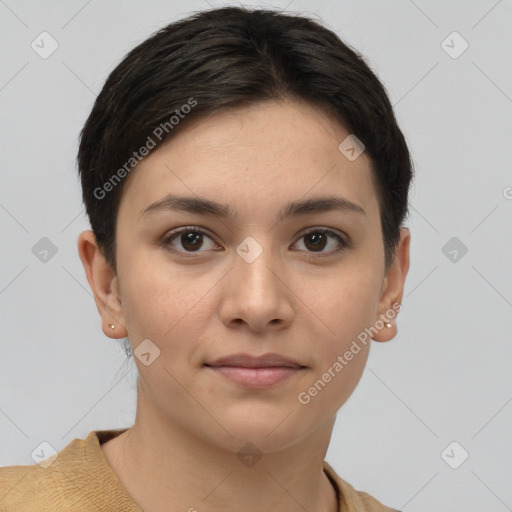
(205, 353), (304, 368)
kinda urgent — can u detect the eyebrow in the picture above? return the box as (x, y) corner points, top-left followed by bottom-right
(140, 194), (366, 222)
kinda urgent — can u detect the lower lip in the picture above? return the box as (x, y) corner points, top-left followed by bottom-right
(205, 366), (303, 388)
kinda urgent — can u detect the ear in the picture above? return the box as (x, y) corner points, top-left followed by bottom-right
(77, 230), (128, 339)
(372, 227), (411, 342)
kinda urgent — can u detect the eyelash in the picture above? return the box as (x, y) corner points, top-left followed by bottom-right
(161, 225), (349, 257)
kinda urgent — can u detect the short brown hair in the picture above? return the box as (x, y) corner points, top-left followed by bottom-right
(77, 6), (414, 273)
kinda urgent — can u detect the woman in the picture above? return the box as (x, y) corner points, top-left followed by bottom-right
(0, 6), (411, 511)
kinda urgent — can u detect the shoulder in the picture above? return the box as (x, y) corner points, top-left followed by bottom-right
(323, 461), (402, 512)
(0, 429), (132, 512)
(0, 461), (76, 511)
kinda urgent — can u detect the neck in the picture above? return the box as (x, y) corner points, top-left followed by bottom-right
(101, 392), (339, 512)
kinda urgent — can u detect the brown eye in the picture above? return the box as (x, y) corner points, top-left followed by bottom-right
(179, 231), (204, 251)
(163, 227), (217, 253)
(293, 229), (348, 255)
(304, 232), (328, 251)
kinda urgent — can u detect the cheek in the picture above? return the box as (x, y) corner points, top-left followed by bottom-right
(285, 271), (378, 409)
(118, 253), (215, 354)
(298, 269), (381, 346)
(299, 345), (370, 416)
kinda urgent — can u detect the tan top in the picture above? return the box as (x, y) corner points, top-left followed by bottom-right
(0, 428), (400, 511)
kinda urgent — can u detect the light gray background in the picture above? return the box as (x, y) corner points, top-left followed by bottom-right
(1, 1), (511, 511)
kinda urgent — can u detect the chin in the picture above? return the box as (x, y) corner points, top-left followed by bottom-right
(205, 411), (316, 455)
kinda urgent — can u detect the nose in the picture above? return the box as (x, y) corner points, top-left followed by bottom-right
(219, 243), (294, 333)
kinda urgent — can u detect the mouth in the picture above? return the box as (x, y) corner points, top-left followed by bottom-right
(204, 353), (306, 389)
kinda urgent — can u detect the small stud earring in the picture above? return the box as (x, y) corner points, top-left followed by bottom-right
(385, 322), (392, 328)
(109, 324), (115, 329)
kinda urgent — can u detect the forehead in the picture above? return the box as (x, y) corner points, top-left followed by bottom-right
(118, 99), (380, 224)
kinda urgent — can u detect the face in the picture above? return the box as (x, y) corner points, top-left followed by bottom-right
(81, 99), (409, 454)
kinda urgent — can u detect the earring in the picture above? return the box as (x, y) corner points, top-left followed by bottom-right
(385, 322), (392, 328)
(109, 324), (115, 329)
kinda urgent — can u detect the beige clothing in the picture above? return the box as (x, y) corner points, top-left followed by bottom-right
(0, 429), (401, 511)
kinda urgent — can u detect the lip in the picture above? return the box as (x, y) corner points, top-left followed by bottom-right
(204, 353), (306, 389)
(205, 352), (304, 368)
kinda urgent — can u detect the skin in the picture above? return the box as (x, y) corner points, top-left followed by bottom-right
(78, 98), (410, 512)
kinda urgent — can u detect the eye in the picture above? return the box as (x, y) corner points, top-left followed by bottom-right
(162, 226), (349, 256)
(163, 226), (219, 254)
(292, 228), (348, 256)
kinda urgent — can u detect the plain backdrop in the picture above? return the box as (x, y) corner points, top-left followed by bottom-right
(1, 1), (511, 511)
